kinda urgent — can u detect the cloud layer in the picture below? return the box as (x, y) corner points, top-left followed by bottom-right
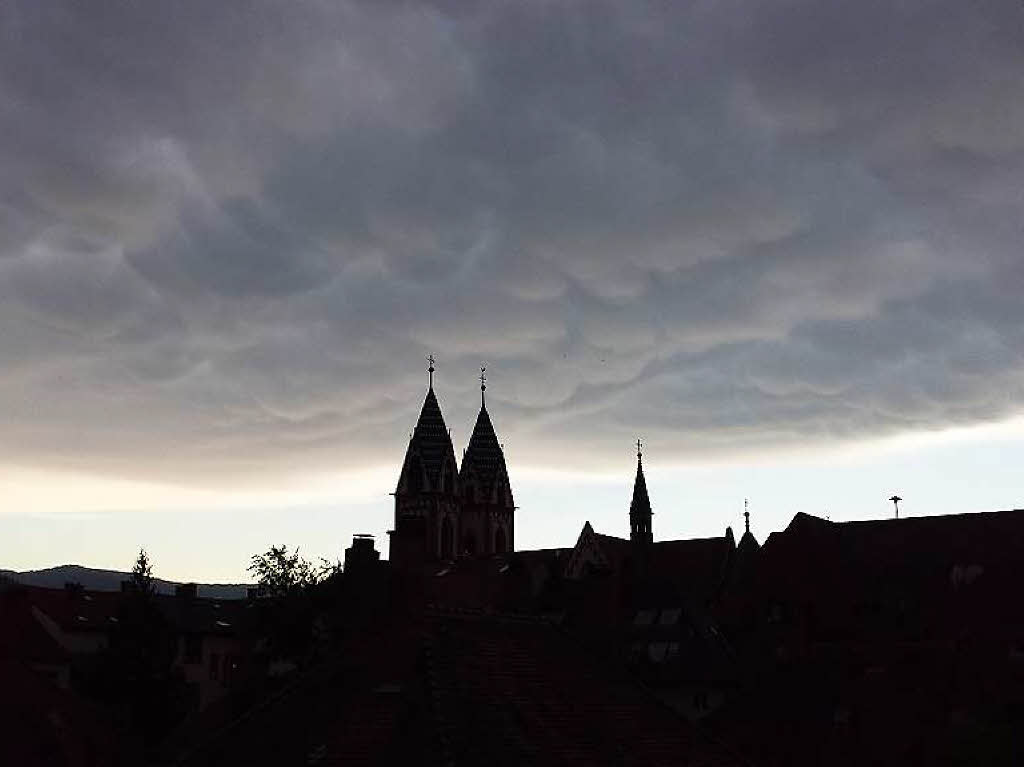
(2, 0), (1024, 483)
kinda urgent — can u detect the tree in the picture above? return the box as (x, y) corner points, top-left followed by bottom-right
(78, 549), (189, 755)
(247, 545), (341, 663)
(247, 545), (338, 598)
(131, 547), (155, 595)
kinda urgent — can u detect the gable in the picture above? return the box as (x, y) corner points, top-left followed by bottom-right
(564, 526), (615, 580)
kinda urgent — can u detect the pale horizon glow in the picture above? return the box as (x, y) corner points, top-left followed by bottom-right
(3, 414), (1023, 583)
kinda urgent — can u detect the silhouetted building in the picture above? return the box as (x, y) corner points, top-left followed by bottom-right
(389, 362), (514, 568)
(169, 606), (745, 767)
(705, 508), (1024, 767)
(562, 446), (737, 613)
(0, 583), (255, 713)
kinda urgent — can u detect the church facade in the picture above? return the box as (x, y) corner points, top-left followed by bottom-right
(388, 361), (515, 568)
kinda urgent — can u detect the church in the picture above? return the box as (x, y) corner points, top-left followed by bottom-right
(385, 358), (752, 615)
(388, 358), (516, 569)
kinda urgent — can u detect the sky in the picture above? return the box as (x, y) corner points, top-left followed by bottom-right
(2, 1), (1024, 582)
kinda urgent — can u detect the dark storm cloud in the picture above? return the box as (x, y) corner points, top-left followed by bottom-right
(2, 0), (1024, 481)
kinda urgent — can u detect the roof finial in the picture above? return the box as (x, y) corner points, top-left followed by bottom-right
(744, 498), (750, 533)
(637, 438), (643, 461)
(479, 365), (487, 408)
(427, 354), (435, 389)
(889, 494), (902, 519)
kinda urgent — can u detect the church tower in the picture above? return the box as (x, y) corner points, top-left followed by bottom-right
(458, 367), (515, 556)
(389, 357), (461, 567)
(629, 440), (653, 546)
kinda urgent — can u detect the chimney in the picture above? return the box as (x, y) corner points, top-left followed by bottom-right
(345, 534), (381, 574)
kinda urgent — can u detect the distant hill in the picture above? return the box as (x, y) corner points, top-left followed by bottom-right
(0, 564), (250, 600)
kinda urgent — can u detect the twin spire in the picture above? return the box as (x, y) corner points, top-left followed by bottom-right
(406, 356), (512, 508)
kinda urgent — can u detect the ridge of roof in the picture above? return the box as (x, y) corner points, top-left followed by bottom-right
(838, 507), (1024, 526)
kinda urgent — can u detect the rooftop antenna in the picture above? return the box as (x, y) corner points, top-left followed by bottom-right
(479, 365), (487, 408)
(744, 498), (750, 534)
(889, 495), (902, 519)
(427, 354), (436, 389)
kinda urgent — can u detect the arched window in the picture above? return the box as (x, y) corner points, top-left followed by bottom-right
(441, 517), (454, 560)
(495, 528), (506, 554)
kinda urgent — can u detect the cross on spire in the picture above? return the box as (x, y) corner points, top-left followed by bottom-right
(744, 498), (750, 534)
(889, 495), (902, 519)
(427, 354), (436, 389)
(637, 438), (643, 461)
(479, 365), (487, 407)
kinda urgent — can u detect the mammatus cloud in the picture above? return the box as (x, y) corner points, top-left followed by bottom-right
(1, 0), (1024, 484)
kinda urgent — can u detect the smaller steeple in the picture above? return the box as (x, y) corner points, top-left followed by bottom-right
(630, 439), (653, 545)
(737, 498), (760, 557)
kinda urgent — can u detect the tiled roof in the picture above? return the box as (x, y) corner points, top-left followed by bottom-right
(174, 603), (745, 766)
(756, 509), (1024, 639)
(0, 660), (121, 767)
(427, 611), (744, 766)
(581, 531), (733, 603)
(649, 537), (732, 588)
(0, 588), (70, 664)
(4, 584), (250, 640)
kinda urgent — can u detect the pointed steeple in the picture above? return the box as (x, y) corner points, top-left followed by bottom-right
(395, 359), (458, 496)
(737, 498), (760, 555)
(630, 439), (653, 545)
(460, 367), (513, 508)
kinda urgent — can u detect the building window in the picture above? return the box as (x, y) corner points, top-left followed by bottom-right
(648, 642), (669, 663)
(633, 609), (656, 627)
(658, 607), (682, 626)
(184, 634), (203, 664)
(209, 652), (220, 681)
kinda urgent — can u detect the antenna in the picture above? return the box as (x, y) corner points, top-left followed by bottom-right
(889, 495), (902, 519)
